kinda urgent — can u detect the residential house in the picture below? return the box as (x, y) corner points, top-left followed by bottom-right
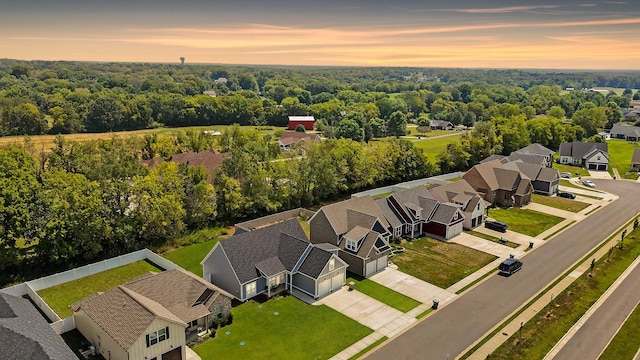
(72, 269), (233, 360)
(621, 109), (640, 122)
(375, 186), (464, 240)
(429, 120), (454, 130)
(631, 148), (640, 172)
(463, 159), (533, 207)
(429, 180), (488, 230)
(142, 149), (227, 182)
(510, 143), (555, 168)
(0, 293), (78, 360)
(503, 161), (560, 196)
(202, 219), (348, 301)
(309, 196), (392, 277)
(288, 116), (316, 130)
(278, 131), (321, 150)
(558, 142), (609, 170)
(610, 123), (640, 142)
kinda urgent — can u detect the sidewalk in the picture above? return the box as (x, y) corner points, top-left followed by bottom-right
(461, 219), (638, 360)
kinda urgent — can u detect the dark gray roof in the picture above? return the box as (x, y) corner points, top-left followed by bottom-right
(314, 243), (340, 252)
(514, 143), (554, 157)
(314, 196), (390, 236)
(479, 154), (507, 164)
(297, 248), (333, 278)
(431, 203), (462, 224)
(255, 257), (287, 277)
(611, 123), (640, 137)
(559, 142), (608, 158)
(632, 148), (640, 164)
(0, 293), (78, 360)
(389, 186), (436, 220)
(507, 153), (546, 166)
(217, 219), (310, 284)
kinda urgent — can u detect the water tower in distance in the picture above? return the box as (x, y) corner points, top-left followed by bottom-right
(180, 57), (185, 65)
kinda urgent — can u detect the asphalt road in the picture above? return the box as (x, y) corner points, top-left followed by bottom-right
(552, 259), (640, 360)
(366, 179), (640, 360)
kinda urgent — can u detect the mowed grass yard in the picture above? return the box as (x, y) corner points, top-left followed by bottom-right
(531, 194), (590, 213)
(391, 237), (496, 288)
(346, 275), (421, 312)
(193, 295), (372, 360)
(606, 139), (640, 180)
(161, 238), (220, 276)
(38, 260), (163, 318)
(488, 207), (564, 237)
(412, 133), (464, 162)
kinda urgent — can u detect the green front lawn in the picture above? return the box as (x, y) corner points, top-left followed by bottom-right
(38, 260), (163, 318)
(412, 133), (463, 162)
(346, 275), (421, 312)
(193, 295), (372, 360)
(606, 139), (640, 180)
(531, 194), (590, 213)
(488, 208), (564, 237)
(466, 230), (519, 248)
(558, 180), (603, 199)
(391, 237), (497, 288)
(552, 163), (589, 177)
(161, 238), (220, 276)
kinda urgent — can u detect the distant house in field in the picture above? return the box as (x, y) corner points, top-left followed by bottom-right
(463, 159), (533, 207)
(288, 116), (316, 130)
(429, 120), (454, 130)
(429, 180), (488, 230)
(621, 109), (640, 122)
(71, 269), (232, 360)
(558, 142), (609, 170)
(278, 132), (321, 150)
(202, 218), (347, 301)
(309, 196), (392, 277)
(631, 148), (640, 172)
(0, 293), (79, 360)
(610, 123), (640, 142)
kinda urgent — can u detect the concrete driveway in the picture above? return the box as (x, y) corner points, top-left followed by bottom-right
(588, 170), (613, 179)
(369, 267), (457, 306)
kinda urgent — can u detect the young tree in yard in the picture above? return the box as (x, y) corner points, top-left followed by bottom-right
(295, 124), (306, 132)
(437, 141), (471, 173)
(337, 119), (364, 141)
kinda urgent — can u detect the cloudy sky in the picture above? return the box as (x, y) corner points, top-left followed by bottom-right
(2, 0), (639, 69)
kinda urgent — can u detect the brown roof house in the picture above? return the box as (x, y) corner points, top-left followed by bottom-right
(71, 269), (232, 360)
(375, 186), (464, 240)
(463, 159), (533, 207)
(558, 142), (609, 171)
(631, 148), (640, 172)
(142, 149), (227, 182)
(0, 293), (78, 360)
(503, 160), (560, 196)
(309, 196), (392, 277)
(278, 132), (321, 150)
(429, 180), (489, 230)
(202, 218), (348, 301)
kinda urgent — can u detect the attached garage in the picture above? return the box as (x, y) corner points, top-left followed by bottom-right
(365, 255), (388, 277)
(597, 164), (607, 170)
(424, 222), (446, 237)
(317, 270), (345, 298)
(588, 163), (597, 170)
(162, 347), (182, 360)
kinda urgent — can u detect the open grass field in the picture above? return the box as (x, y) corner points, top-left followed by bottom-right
(531, 194), (590, 213)
(489, 224), (640, 360)
(193, 295), (372, 360)
(599, 301), (640, 360)
(161, 238), (220, 276)
(391, 237), (497, 288)
(412, 132), (464, 162)
(488, 208), (564, 237)
(606, 139), (640, 180)
(0, 125), (285, 152)
(38, 260), (163, 318)
(346, 275), (421, 313)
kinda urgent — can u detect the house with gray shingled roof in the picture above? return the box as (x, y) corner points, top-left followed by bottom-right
(631, 148), (640, 172)
(71, 269), (232, 360)
(511, 143), (555, 167)
(503, 160), (560, 196)
(558, 141), (609, 170)
(202, 218), (348, 301)
(0, 293), (78, 360)
(463, 159), (533, 207)
(430, 179), (488, 230)
(610, 122), (640, 141)
(309, 196), (392, 277)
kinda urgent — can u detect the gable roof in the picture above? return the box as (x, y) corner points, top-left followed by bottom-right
(313, 196), (390, 237)
(374, 198), (403, 229)
(479, 154), (508, 164)
(429, 179), (487, 211)
(611, 122), (640, 137)
(514, 143), (554, 157)
(297, 248), (334, 278)
(632, 148), (640, 164)
(430, 203), (463, 224)
(71, 286), (185, 351)
(388, 186), (437, 220)
(0, 293), (78, 360)
(559, 142), (608, 158)
(507, 152), (547, 166)
(170, 150), (227, 179)
(122, 269), (232, 324)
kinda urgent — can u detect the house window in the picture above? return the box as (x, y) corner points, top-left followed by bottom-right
(346, 239), (357, 252)
(216, 306), (223, 319)
(395, 227), (402, 237)
(146, 327), (170, 347)
(246, 281), (257, 297)
(190, 320), (198, 327)
(329, 258), (335, 271)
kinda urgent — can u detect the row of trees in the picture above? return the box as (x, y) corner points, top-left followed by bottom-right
(0, 127), (432, 286)
(1, 60), (639, 138)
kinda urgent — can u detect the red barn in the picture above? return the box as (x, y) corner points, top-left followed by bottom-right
(288, 116), (316, 130)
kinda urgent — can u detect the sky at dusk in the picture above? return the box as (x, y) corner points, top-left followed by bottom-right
(2, 0), (640, 70)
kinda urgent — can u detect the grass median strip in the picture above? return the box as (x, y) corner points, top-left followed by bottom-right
(346, 275), (421, 313)
(531, 194), (590, 213)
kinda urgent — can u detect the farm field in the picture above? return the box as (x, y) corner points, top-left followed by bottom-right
(606, 139), (640, 180)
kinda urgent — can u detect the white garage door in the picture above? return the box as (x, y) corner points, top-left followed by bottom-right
(318, 278), (331, 297)
(365, 260), (377, 277)
(331, 271), (344, 291)
(376, 256), (387, 272)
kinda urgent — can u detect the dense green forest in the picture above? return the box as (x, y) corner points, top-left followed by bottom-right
(1, 59), (640, 287)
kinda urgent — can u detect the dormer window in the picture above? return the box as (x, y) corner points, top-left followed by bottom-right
(346, 239), (357, 252)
